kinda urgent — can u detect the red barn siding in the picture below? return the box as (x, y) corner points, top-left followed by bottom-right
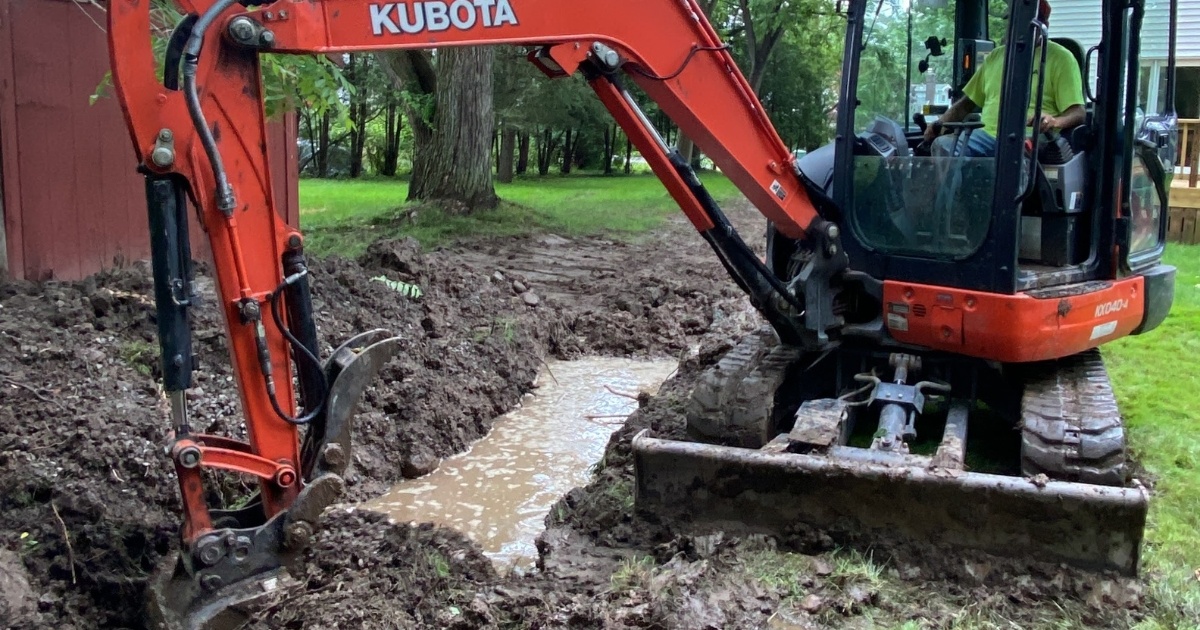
(0, 0), (298, 282)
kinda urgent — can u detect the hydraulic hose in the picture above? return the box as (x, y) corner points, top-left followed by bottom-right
(182, 0), (242, 216)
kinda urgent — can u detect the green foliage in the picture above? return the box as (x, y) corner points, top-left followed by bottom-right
(120, 340), (157, 377)
(1104, 244), (1200, 625)
(856, 0), (956, 128)
(91, 0), (350, 125)
(19, 531), (38, 554)
(756, 19), (845, 150)
(261, 53), (354, 124)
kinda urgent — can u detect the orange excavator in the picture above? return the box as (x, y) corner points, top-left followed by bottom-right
(105, 0), (1178, 626)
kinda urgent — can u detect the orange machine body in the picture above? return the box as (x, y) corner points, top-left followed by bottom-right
(882, 279), (1145, 363)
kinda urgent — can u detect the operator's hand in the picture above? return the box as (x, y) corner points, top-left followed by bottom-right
(923, 123), (939, 144)
(1028, 113), (1059, 132)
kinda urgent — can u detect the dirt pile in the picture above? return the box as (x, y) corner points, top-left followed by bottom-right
(449, 230), (762, 359)
(0, 207), (755, 628)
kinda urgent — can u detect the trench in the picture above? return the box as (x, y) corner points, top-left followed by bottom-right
(362, 356), (679, 571)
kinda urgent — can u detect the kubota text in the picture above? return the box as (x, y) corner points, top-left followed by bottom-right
(370, 0), (519, 35)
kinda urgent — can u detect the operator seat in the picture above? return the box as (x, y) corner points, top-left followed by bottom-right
(1051, 37), (1085, 72)
(1020, 36), (1092, 267)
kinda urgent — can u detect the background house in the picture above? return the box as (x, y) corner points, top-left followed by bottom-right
(1049, 0), (1188, 117)
(0, 0), (298, 282)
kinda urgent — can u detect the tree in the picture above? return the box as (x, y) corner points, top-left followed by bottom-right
(380, 48), (499, 212)
(855, 0), (955, 129)
(493, 47), (543, 183)
(753, 4), (845, 151)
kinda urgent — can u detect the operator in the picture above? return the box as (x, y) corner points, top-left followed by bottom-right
(924, 0), (1085, 157)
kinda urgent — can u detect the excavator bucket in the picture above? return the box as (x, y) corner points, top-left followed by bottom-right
(630, 331), (1149, 576)
(145, 330), (403, 630)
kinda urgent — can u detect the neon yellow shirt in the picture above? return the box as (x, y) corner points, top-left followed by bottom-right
(962, 41), (1085, 138)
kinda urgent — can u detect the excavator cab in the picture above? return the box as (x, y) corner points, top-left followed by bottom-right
(796, 0), (1177, 295)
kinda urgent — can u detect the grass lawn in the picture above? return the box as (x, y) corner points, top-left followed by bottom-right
(297, 172), (738, 257)
(1104, 243), (1200, 627)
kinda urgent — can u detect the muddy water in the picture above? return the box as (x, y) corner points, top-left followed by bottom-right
(364, 357), (678, 570)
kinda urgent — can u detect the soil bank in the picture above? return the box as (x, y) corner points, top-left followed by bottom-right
(0, 205), (760, 628)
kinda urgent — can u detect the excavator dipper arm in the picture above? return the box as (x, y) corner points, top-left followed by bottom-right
(105, 0), (846, 626)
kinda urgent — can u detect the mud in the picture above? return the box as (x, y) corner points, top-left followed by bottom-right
(0, 205), (759, 628)
(364, 357), (678, 571)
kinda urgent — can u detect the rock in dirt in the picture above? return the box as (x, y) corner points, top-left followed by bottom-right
(512, 280), (527, 294)
(800, 594), (824, 613)
(402, 445), (441, 478)
(88, 288), (114, 316)
(522, 292), (540, 307)
(360, 237), (424, 278)
(0, 549), (35, 622)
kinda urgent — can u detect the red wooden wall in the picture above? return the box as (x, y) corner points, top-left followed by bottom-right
(0, 0), (299, 282)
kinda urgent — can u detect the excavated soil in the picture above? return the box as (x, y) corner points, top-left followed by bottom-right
(0, 204), (760, 629)
(0, 200), (1162, 630)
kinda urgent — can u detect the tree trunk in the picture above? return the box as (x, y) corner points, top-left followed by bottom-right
(560, 128), (574, 175)
(405, 47), (498, 211)
(537, 127), (557, 176)
(301, 110), (317, 174)
(317, 111), (331, 178)
(603, 125), (615, 175)
(381, 99), (402, 177)
(624, 134), (633, 174)
(517, 133), (530, 175)
(492, 130), (500, 173)
(498, 126), (517, 183)
(347, 55), (369, 179)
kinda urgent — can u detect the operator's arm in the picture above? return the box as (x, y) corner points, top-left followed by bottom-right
(924, 56), (989, 143)
(1036, 103), (1085, 132)
(924, 95), (978, 142)
(1035, 47), (1087, 132)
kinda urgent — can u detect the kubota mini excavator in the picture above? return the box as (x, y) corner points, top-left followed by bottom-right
(104, 0), (1178, 626)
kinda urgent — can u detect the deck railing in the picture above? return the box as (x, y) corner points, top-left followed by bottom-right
(1169, 120), (1200, 243)
(1176, 118), (1200, 187)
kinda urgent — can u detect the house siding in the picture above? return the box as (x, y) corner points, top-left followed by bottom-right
(1051, 0), (1178, 60)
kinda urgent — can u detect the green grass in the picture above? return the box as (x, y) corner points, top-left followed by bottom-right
(1105, 243), (1200, 627)
(297, 172), (738, 257)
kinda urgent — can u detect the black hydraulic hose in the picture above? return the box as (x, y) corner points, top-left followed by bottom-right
(182, 0), (241, 215)
(163, 14), (199, 91)
(263, 279), (329, 425)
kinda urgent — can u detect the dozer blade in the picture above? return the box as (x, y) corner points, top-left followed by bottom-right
(631, 430), (1148, 576)
(146, 330), (402, 630)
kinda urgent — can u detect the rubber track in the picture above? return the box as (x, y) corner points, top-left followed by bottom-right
(1019, 348), (1127, 486)
(685, 327), (802, 448)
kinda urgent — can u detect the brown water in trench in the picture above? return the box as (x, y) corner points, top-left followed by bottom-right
(363, 357), (678, 571)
